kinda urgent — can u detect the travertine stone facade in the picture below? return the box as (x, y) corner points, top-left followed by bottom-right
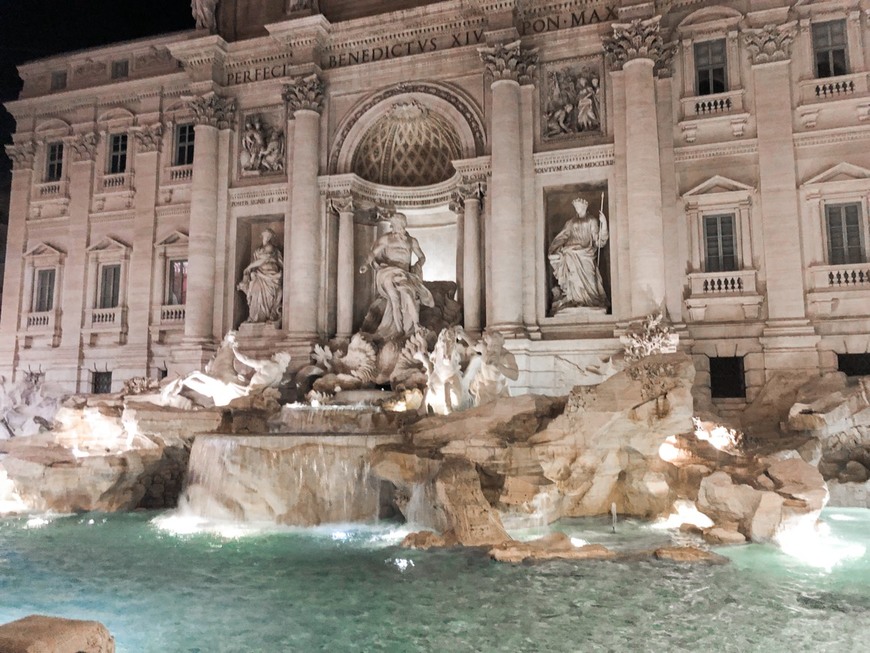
(1, 0), (869, 402)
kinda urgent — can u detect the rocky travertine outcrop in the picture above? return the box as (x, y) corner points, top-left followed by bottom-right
(0, 615), (114, 653)
(372, 352), (828, 549)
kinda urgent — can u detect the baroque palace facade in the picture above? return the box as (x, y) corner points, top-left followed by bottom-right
(2, 0), (870, 407)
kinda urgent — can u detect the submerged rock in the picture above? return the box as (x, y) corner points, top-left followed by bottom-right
(0, 615), (114, 653)
(653, 546), (728, 565)
(489, 533), (617, 563)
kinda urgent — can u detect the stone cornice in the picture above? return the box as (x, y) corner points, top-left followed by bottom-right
(167, 35), (229, 71)
(184, 93), (236, 129)
(794, 124), (870, 149)
(673, 140), (758, 163)
(743, 23), (796, 65)
(533, 144), (614, 174)
(283, 74), (326, 114)
(478, 40), (538, 84)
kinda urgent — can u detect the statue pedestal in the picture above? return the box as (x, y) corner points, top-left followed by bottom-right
(551, 306), (608, 322)
(236, 322), (285, 360)
(238, 321), (282, 339)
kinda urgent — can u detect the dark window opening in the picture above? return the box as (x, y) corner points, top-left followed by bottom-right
(174, 124), (195, 166)
(98, 264), (121, 309)
(695, 39), (727, 95)
(34, 268), (55, 313)
(111, 60), (129, 79)
(710, 356), (745, 398)
(703, 213), (737, 272)
(825, 203), (864, 265)
(108, 133), (128, 174)
(813, 20), (848, 78)
(92, 371), (113, 394)
(837, 354), (870, 377)
(46, 142), (64, 181)
(50, 71), (67, 91)
(166, 259), (188, 305)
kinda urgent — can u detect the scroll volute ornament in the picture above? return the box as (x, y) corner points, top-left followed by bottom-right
(185, 94), (237, 129)
(282, 74), (325, 115)
(478, 40), (538, 85)
(743, 24), (795, 64)
(603, 17), (668, 70)
(66, 132), (99, 162)
(133, 124), (164, 153)
(4, 142), (36, 170)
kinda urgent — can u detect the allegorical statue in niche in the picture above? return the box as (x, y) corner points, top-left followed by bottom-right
(548, 197), (609, 313)
(238, 228), (283, 324)
(191, 0), (218, 33)
(359, 213), (435, 340)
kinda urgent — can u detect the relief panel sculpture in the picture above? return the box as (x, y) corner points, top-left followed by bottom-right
(543, 58), (603, 140)
(240, 112), (286, 175)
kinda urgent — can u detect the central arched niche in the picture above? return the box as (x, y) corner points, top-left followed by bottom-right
(351, 101), (463, 187)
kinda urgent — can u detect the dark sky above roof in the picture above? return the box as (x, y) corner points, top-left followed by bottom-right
(0, 0), (195, 197)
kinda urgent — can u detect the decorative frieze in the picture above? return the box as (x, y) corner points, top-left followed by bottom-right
(132, 124), (163, 153)
(4, 142), (36, 170)
(603, 17), (670, 71)
(283, 74), (325, 114)
(65, 132), (99, 162)
(743, 24), (795, 65)
(185, 93), (236, 129)
(478, 40), (538, 85)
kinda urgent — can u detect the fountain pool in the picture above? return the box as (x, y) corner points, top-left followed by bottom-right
(1, 509), (869, 652)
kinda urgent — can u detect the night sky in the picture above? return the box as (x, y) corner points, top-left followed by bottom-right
(0, 0), (195, 214)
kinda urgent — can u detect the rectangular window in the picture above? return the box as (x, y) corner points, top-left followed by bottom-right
(703, 214), (737, 272)
(50, 71), (67, 91)
(45, 142), (64, 181)
(174, 124), (195, 166)
(710, 356), (745, 399)
(694, 39), (727, 95)
(166, 259), (188, 305)
(812, 20), (848, 78)
(108, 133), (128, 174)
(92, 371), (113, 394)
(825, 203), (864, 265)
(34, 268), (56, 313)
(111, 60), (129, 79)
(98, 264), (121, 309)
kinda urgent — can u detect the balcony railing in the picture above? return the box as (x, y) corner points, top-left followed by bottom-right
(160, 304), (185, 323)
(799, 72), (869, 105)
(86, 306), (123, 327)
(688, 269), (758, 296)
(33, 180), (68, 200)
(810, 263), (870, 291)
(168, 165), (193, 183)
(98, 172), (133, 193)
(25, 310), (56, 331)
(681, 89), (745, 120)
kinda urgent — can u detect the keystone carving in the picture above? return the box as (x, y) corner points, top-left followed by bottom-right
(743, 24), (795, 64)
(185, 93), (237, 129)
(478, 40), (538, 85)
(603, 17), (671, 71)
(66, 132), (99, 162)
(4, 142), (36, 170)
(132, 124), (164, 153)
(283, 74), (325, 114)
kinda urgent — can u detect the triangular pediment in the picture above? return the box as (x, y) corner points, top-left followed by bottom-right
(24, 242), (65, 259)
(803, 162), (870, 186)
(155, 230), (189, 247)
(683, 175), (755, 197)
(86, 236), (130, 253)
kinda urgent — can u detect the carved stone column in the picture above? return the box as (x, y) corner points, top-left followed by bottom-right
(183, 94), (235, 346)
(605, 18), (668, 318)
(329, 194), (356, 339)
(128, 124), (163, 364)
(0, 142), (36, 377)
(744, 23), (819, 372)
(455, 181), (485, 335)
(283, 74), (325, 342)
(478, 41), (537, 334)
(59, 133), (99, 385)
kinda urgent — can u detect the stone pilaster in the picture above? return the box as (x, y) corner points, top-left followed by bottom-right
(283, 74), (325, 342)
(0, 143), (36, 378)
(478, 41), (537, 334)
(181, 93), (235, 353)
(744, 23), (820, 373)
(126, 123), (163, 370)
(329, 194), (356, 339)
(605, 18), (668, 318)
(456, 181), (485, 335)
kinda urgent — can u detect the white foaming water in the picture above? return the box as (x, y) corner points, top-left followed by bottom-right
(775, 516), (867, 571)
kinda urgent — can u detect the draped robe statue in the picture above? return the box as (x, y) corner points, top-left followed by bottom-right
(238, 228), (283, 324)
(548, 197), (609, 312)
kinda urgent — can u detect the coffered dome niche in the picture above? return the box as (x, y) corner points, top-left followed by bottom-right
(351, 101), (463, 187)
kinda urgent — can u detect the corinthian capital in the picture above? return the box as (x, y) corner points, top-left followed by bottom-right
(132, 124), (164, 153)
(4, 142), (36, 170)
(478, 40), (538, 85)
(185, 93), (236, 129)
(743, 24), (795, 65)
(603, 17), (669, 71)
(283, 74), (325, 115)
(328, 193), (355, 214)
(65, 132), (99, 162)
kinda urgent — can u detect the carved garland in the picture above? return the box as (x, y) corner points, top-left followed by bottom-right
(328, 82), (486, 175)
(185, 93), (236, 129)
(478, 40), (538, 85)
(743, 24), (795, 65)
(283, 74), (325, 115)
